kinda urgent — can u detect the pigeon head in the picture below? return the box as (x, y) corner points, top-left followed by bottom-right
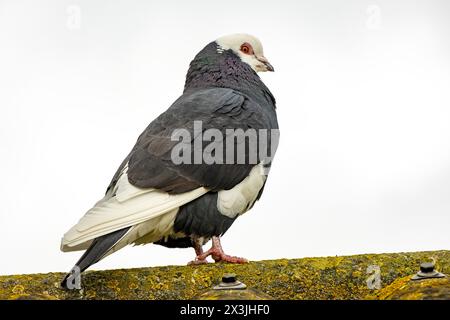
(184, 34), (276, 96)
(216, 34), (274, 72)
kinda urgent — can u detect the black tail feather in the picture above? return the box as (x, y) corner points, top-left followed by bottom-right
(61, 227), (130, 289)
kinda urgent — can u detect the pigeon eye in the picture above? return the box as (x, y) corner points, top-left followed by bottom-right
(240, 43), (253, 55)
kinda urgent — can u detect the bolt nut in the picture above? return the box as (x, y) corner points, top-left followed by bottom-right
(420, 262), (435, 273)
(411, 262), (446, 281)
(213, 273), (247, 290)
(222, 273), (237, 283)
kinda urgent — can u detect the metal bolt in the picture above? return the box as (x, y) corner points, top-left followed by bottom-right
(213, 273), (247, 290)
(411, 262), (446, 281)
(222, 273), (237, 283)
(420, 262), (435, 273)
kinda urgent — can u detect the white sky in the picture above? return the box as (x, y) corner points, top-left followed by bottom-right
(0, 0), (449, 275)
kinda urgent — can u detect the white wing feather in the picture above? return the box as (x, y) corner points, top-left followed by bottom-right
(61, 164), (208, 251)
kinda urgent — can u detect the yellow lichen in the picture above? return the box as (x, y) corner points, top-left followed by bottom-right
(0, 250), (449, 300)
(368, 276), (450, 300)
(12, 285), (25, 294)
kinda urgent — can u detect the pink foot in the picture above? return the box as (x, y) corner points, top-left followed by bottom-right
(187, 237), (210, 265)
(211, 251), (248, 264)
(189, 236), (248, 265)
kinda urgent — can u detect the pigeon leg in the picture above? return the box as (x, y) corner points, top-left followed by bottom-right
(188, 237), (209, 265)
(193, 236), (248, 264)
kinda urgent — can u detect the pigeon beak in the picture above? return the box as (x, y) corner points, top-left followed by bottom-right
(264, 61), (275, 72)
(257, 56), (275, 72)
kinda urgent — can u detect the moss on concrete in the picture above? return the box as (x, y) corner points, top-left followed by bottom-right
(367, 276), (450, 300)
(0, 250), (448, 300)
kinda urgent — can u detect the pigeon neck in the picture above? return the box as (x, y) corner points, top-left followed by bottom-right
(184, 42), (275, 107)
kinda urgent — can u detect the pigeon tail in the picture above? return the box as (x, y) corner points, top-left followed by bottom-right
(61, 227), (130, 289)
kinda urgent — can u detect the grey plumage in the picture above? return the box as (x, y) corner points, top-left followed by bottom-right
(109, 42), (278, 194)
(126, 88), (271, 193)
(62, 35), (278, 287)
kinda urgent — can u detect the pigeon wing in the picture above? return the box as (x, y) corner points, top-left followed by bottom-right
(61, 88), (270, 251)
(126, 87), (270, 193)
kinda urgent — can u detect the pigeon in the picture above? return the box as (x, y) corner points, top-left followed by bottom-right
(61, 33), (279, 288)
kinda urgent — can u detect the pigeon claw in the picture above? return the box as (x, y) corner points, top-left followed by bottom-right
(188, 236), (248, 265)
(212, 252), (248, 264)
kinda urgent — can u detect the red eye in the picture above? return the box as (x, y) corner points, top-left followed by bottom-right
(240, 43), (253, 55)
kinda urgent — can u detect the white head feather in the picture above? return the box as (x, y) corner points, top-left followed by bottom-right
(216, 33), (274, 73)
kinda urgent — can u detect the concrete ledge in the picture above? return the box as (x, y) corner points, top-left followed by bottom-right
(1, 250), (448, 300)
